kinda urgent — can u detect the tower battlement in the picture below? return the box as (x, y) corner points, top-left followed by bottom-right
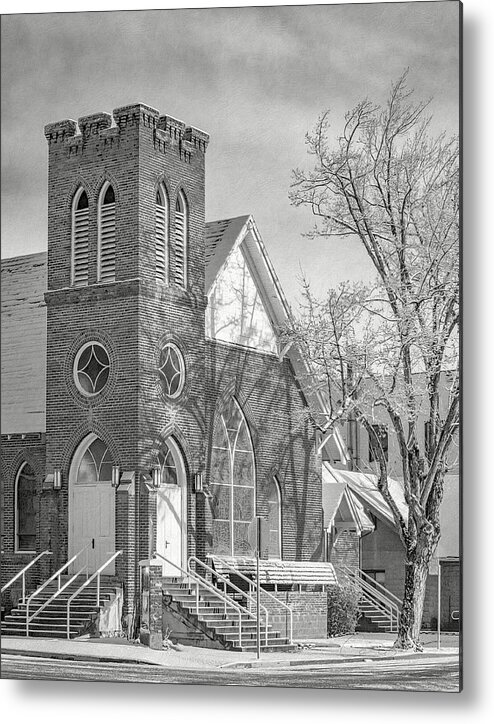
(44, 102), (209, 157)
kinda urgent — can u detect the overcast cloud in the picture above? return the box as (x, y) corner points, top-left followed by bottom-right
(1, 2), (460, 302)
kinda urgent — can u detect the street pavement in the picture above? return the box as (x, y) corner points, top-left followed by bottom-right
(0, 631), (461, 692)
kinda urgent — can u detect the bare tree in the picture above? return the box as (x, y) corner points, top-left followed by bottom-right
(286, 74), (459, 649)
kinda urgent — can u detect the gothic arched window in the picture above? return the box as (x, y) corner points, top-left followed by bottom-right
(156, 185), (168, 282)
(75, 436), (114, 484)
(15, 463), (37, 552)
(210, 398), (255, 556)
(98, 183), (116, 282)
(173, 191), (187, 287)
(72, 188), (89, 286)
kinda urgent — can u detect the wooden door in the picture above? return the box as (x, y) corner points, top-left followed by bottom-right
(156, 485), (183, 576)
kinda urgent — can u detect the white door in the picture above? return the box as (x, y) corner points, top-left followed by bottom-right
(156, 484), (183, 576)
(68, 434), (116, 575)
(70, 483), (115, 574)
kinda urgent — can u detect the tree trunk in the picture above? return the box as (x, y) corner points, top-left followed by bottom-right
(394, 536), (434, 650)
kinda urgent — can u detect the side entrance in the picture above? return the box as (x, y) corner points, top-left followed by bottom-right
(155, 438), (187, 577)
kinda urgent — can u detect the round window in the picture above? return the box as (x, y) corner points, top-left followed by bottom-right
(74, 342), (110, 397)
(158, 343), (185, 399)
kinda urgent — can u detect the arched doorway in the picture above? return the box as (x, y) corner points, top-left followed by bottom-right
(155, 438), (187, 576)
(68, 433), (116, 574)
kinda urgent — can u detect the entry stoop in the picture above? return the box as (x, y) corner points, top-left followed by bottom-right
(1, 576), (121, 639)
(162, 578), (296, 652)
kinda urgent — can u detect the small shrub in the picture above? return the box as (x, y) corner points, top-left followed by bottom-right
(327, 583), (361, 637)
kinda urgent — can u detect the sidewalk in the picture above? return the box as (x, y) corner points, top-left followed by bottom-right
(1, 632), (460, 671)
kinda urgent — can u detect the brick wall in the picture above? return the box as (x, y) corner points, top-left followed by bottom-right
(330, 528), (360, 569)
(263, 591), (327, 639)
(0, 433), (51, 605)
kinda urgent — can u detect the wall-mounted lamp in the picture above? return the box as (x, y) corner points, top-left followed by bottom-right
(53, 468), (62, 490)
(111, 465), (121, 488)
(192, 471), (204, 494)
(151, 466), (162, 489)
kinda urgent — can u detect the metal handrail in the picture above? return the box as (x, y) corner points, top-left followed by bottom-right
(214, 555), (293, 644)
(1, 551), (53, 603)
(336, 565), (400, 632)
(188, 555), (269, 646)
(155, 552), (255, 649)
(356, 568), (402, 608)
(338, 565), (401, 611)
(66, 550), (122, 639)
(26, 546), (89, 636)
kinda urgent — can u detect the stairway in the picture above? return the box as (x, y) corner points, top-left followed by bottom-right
(1, 576), (120, 639)
(336, 565), (401, 633)
(162, 577), (295, 652)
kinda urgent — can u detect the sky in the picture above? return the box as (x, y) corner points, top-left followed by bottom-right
(1, 1), (460, 305)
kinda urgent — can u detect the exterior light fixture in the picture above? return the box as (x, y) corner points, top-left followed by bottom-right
(53, 468), (62, 490)
(151, 466), (162, 489)
(193, 471), (204, 494)
(111, 465), (121, 488)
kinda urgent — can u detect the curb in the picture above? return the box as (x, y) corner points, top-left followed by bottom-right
(1, 648), (163, 667)
(220, 650), (459, 670)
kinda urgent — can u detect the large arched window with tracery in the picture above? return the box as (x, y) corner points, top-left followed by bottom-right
(210, 398), (255, 556)
(15, 462), (37, 552)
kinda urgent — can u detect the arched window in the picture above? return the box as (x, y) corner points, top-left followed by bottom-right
(72, 188), (89, 286)
(210, 398), (255, 556)
(156, 185), (168, 282)
(267, 478), (282, 559)
(158, 440), (179, 485)
(174, 191), (187, 287)
(75, 436), (114, 485)
(15, 463), (37, 552)
(98, 183), (116, 282)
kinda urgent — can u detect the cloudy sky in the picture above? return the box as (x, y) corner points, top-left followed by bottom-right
(1, 1), (460, 303)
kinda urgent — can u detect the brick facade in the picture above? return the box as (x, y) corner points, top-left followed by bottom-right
(1, 103), (325, 634)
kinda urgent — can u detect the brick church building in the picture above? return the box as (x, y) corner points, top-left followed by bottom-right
(1, 103), (339, 645)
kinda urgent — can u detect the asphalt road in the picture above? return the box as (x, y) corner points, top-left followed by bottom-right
(1, 654), (460, 692)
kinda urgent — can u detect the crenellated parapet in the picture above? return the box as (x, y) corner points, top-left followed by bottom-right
(44, 102), (209, 162)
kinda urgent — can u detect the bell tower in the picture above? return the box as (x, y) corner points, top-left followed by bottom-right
(43, 103), (210, 600)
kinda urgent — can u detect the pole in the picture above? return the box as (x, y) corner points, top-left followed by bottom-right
(256, 516), (261, 660)
(437, 559), (441, 650)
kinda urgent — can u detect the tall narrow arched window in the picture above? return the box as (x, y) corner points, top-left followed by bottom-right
(210, 398), (255, 556)
(15, 463), (37, 552)
(98, 183), (116, 282)
(72, 188), (89, 286)
(174, 191), (187, 287)
(156, 185), (168, 282)
(267, 478), (282, 559)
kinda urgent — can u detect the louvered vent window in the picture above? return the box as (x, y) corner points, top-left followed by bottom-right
(156, 187), (168, 282)
(174, 192), (187, 287)
(98, 184), (116, 282)
(72, 190), (89, 286)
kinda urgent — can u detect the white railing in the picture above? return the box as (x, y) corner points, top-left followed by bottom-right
(336, 564), (401, 632)
(26, 546), (89, 636)
(188, 555), (270, 646)
(66, 550), (122, 639)
(1, 550), (53, 604)
(154, 552), (263, 649)
(214, 556), (293, 643)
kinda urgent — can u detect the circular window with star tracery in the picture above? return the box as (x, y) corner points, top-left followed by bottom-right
(73, 342), (110, 397)
(158, 343), (186, 399)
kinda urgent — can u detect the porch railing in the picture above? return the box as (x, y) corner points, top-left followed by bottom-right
(1, 550), (53, 604)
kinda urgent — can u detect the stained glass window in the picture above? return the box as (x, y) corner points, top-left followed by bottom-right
(158, 441), (178, 485)
(158, 343), (185, 399)
(74, 342), (110, 397)
(76, 437), (114, 484)
(15, 463), (37, 551)
(210, 399), (255, 556)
